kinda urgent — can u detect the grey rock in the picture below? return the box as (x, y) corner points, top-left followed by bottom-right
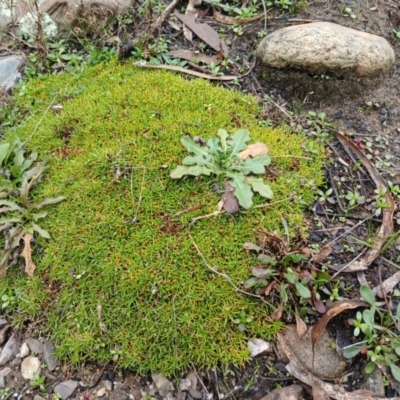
(26, 338), (44, 354)
(277, 325), (347, 380)
(0, 367), (11, 377)
(0, 376), (4, 388)
(259, 385), (304, 400)
(179, 379), (192, 391)
(43, 341), (58, 371)
(54, 379), (80, 400)
(96, 387), (106, 397)
(361, 367), (385, 396)
(21, 356), (41, 380)
(33, 396), (47, 400)
(186, 371), (202, 399)
(152, 373), (174, 397)
(257, 22), (395, 77)
(0, 55), (25, 92)
(104, 380), (113, 391)
(0, 333), (21, 366)
(0, 319), (7, 327)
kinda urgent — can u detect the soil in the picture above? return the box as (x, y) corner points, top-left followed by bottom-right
(1, 0), (400, 398)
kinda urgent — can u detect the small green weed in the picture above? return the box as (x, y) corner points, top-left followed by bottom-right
(30, 373), (46, 393)
(170, 129), (273, 209)
(343, 285), (400, 381)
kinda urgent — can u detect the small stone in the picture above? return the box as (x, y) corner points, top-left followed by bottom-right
(380, 107), (388, 115)
(179, 379), (191, 392)
(104, 380), (113, 391)
(33, 396), (46, 400)
(54, 379), (80, 400)
(21, 356), (41, 380)
(380, 115), (387, 123)
(0, 367), (12, 377)
(0, 55), (26, 92)
(96, 387), (106, 397)
(152, 373), (174, 397)
(43, 341), (58, 371)
(0, 333), (21, 366)
(361, 367), (385, 396)
(259, 384), (304, 400)
(26, 338), (44, 354)
(247, 338), (271, 357)
(0, 319), (7, 326)
(19, 342), (30, 358)
(0, 376), (5, 388)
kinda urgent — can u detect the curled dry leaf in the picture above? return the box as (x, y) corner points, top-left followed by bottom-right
(295, 314), (308, 340)
(270, 304), (283, 321)
(238, 142), (269, 160)
(310, 300), (367, 352)
(21, 233), (36, 279)
(310, 245), (332, 264)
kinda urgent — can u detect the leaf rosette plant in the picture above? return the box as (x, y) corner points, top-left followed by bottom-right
(0, 138), (65, 278)
(170, 129), (273, 209)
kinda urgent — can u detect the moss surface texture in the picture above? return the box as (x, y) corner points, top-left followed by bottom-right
(1, 61), (324, 375)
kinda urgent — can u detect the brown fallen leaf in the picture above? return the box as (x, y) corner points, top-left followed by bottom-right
(310, 244), (332, 264)
(295, 314), (308, 340)
(212, 7), (265, 25)
(21, 233), (36, 279)
(238, 142), (269, 160)
(222, 180), (239, 214)
(183, 0), (202, 41)
(373, 270), (400, 297)
(270, 304), (283, 321)
(174, 10), (229, 56)
(310, 300), (367, 355)
(168, 49), (223, 65)
(333, 132), (395, 272)
(278, 332), (396, 400)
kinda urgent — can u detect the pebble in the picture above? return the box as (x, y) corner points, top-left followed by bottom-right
(259, 384), (304, 400)
(104, 380), (113, 391)
(96, 387), (106, 397)
(19, 342), (30, 358)
(43, 341), (58, 371)
(380, 107), (388, 115)
(0, 55), (25, 92)
(247, 338), (271, 357)
(0, 376), (4, 388)
(179, 379), (192, 391)
(152, 373), (174, 397)
(21, 356), (41, 380)
(54, 379), (80, 400)
(0, 334), (21, 366)
(25, 338), (44, 354)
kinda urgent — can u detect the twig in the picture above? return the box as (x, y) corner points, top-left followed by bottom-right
(190, 235), (276, 308)
(132, 168), (146, 222)
(378, 265), (400, 332)
(151, 0), (181, 33)
(22, 95), (57, 146)
(327, 168), (345, 213)
(189, 210), (224, 227)
(173, 204), (205, 217)
(107, 166), (131, 187)
(331, 248), (367, 279)
(271, 155), (313, 160)
(252, 197), (291, 210)
(264, 94), (293, 121)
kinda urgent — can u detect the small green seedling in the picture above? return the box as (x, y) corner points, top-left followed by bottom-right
(170, 129), (273, 209)
(393, 30), (400, 40)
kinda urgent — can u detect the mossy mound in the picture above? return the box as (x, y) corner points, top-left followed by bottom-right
(1, 61), (324, 375)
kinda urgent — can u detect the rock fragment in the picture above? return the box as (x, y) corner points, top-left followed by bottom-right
(21, 356), (41, 380)
(0, 333), (21, 366)
(43, 341), (58, 371)
(152, 373), (174, 397)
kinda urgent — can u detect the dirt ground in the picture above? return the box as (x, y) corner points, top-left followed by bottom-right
(1, 0), (400, 398)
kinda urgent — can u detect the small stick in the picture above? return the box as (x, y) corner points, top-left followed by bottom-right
(173, 204), (205, 217)
(190, 235), (276, 308)
(331, 248), (367, 279)
(151, 0), (181, 33)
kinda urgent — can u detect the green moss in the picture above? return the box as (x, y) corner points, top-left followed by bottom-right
(1, 61), (324, 375)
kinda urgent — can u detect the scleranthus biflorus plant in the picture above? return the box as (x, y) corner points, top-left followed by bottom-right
(170, 129), (273, 209)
